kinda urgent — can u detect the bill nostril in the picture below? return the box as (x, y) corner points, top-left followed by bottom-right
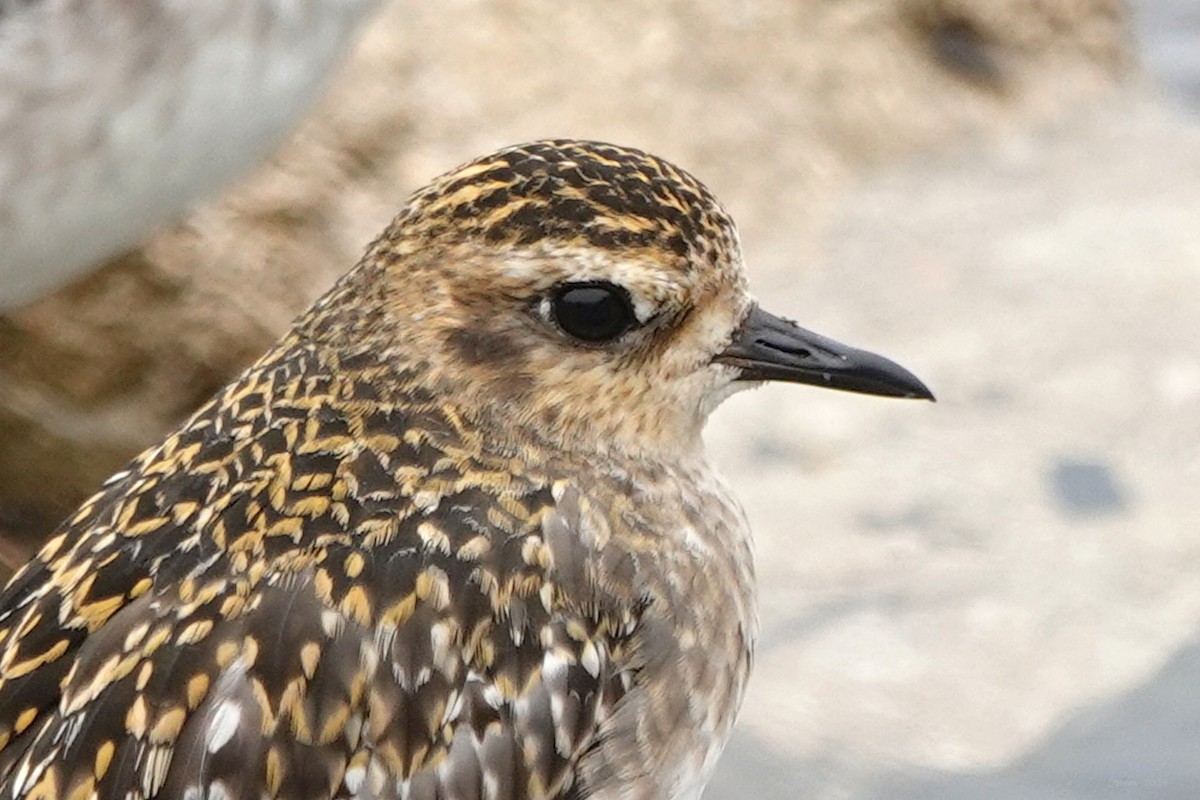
(756, 337), (812, 359)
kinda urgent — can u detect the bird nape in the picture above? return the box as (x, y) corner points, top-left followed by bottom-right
(0, 139), (931, 800)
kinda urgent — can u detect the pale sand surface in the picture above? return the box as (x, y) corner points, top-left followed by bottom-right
(706, 75), (1200, 798)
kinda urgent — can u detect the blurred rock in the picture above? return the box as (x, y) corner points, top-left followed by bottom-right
(1132, 0), (1200, 111)
(0, 0), (1130, 551)
(0, 0), (382, 309)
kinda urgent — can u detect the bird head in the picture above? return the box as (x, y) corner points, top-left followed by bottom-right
(305, 140), (932, 458)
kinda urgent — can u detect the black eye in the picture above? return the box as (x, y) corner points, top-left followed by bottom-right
(551, 281), (637, 343)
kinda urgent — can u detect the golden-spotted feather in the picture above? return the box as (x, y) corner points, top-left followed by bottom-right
(0, 378), (633, 799)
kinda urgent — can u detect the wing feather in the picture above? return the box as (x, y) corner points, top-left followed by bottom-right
(0, 378), (641, 799)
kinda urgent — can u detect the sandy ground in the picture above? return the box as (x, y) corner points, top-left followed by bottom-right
(703, 48), (1200, 800)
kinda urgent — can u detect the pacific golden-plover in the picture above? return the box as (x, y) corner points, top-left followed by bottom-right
(0, 0), (380, 309)
(0, 140), (932, 799)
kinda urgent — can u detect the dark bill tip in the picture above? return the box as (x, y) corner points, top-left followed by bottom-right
(714, 305), (935, 401)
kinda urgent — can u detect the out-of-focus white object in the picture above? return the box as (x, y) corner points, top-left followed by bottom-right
(0, 0), (380, 310)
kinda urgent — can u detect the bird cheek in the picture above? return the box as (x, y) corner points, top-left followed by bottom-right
(444, 325), (526, 366)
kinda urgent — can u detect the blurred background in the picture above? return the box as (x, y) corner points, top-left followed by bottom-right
(0, 0), (1197, 797)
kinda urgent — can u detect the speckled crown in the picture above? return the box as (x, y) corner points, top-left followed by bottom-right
(395, 140), (740, 269)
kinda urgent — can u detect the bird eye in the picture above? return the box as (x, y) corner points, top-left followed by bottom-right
(550, 281), (637, 343)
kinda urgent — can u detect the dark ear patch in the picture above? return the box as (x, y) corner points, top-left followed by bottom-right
(446, 326), (526, 366)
